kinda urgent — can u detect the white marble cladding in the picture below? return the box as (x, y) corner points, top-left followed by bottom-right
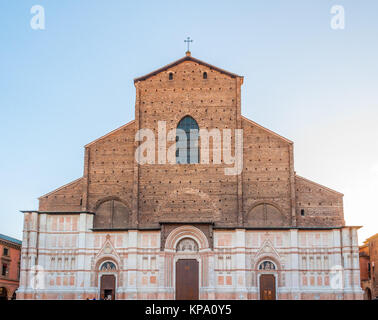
(17, 211), (363, 300)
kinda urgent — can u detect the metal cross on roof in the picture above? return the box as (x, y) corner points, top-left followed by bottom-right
(184, 37), (193, 52)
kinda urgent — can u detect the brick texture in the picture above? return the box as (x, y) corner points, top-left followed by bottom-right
(37, 54), (345, 232)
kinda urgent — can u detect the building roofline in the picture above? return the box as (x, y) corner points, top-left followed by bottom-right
(38, 177), (83, 200)
(295, 174), (344, 196)
(134, 54), (243, 83)
(20, 210), (95, 215)
(363, 233), (378, 243)
(241, 116), (293, 144)
(0, 234), (22, 246)
(84, 119), (135, 148)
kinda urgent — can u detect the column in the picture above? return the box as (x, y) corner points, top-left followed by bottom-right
(290, 229), (300, 298)
(127, 230), (138, 299)
(235, 229), (247, 299)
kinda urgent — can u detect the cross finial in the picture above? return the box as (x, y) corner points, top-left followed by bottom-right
(184, 36), (193, 55)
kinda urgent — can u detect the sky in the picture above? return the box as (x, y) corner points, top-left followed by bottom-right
(0, 1), (377, 244)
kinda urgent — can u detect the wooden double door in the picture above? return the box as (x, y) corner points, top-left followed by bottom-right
(100, 275), (116, 300)
(176, 259), (199, 300)
(260, 274), (276, 300)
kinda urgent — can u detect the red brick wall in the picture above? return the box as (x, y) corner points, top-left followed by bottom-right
(242, 118), (292, 226)
(86, 122), (135, 213)
(0, 241), (21, 299)
(295, 176), (344, 227)
(134, 60), (241, 227)
(39, 178), (83, 211)
(36, 56), (345, 230)
(360, 258), (370, 281)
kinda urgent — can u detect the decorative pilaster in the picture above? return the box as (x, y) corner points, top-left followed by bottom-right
(234, 229), (247, 299)
(289, 229), (300, 298)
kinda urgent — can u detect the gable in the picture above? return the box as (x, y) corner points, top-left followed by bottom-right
(38, 178), (83, 212)
(134, 54), (243, 83)
(84, 120), (135, 148)
(295, 175), (344, 227)
(242, 116), (293, 145)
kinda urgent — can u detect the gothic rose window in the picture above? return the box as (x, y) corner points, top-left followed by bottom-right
(176, 238), (199, 252)
(100, 261), (117, 271)
(259, 261), (276, 271)
(176, 116), (199, 164)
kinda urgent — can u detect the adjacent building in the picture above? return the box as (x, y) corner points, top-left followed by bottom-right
(359, 233), (378, 299)
(0, 234), (22, 300)
(17, 52), (363, 300)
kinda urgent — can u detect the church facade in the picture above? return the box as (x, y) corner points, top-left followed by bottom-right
(17, 52), (363, 300)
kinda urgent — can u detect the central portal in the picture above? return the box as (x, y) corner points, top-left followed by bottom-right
(175, 259), (199, 300)
(259, 274), (276, 300)
(100, 274), (116, 300)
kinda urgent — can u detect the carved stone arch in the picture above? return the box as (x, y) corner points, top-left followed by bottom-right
(93, 255), (120, 285)
(253, 254), (282, 271)
(93, 197), (131, 229)
(95, 256), (120, 271)
(258, 260), (277, 271)
(94, 255), (120, 299)
(176, 237), (199, 252)
(254, 253), (286, 290)
(165, 225), (209, 251)
(246, 201), (286, 227)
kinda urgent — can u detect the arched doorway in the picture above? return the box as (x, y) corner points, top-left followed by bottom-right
(164, 225), (210, 300)
(176, 259), (199, 300)
(258, 260), (277, 300)
(99, 261), (117, 300)
(364, 288), (372, 300)
(0, 287), (8, 300)
(175, 238), (200, 300)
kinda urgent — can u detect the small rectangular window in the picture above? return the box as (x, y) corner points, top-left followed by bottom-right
(301, 209), (305, 216)
(3, 247), (9, 256)
(2, 263), (8, 276)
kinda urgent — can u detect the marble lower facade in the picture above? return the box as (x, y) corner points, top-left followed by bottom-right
(17, 212), (363, 300)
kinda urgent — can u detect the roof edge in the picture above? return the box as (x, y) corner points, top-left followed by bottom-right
(84, 119), (135, 148)
(295, 174), (344, 196)
(38, 177), (83, 200)
(363, 233), (378, 243)
(241, 116), (293, 144)
(134, 55), (243, 83)
(0, 234), (22, 245)
(20, 210), (95, 215)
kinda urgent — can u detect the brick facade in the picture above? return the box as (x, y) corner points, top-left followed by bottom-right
(359, 233), (378, 299)
(0, 234), (21, 300)
(17, 53), (363, 300)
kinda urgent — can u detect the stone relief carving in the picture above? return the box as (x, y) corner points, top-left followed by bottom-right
(100, 261), (117, 271)
(176, 238), (199, 252)
(259, 260), (276, 270)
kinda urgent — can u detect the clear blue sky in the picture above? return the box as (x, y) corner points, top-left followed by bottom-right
(0, 1), (377, 243)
